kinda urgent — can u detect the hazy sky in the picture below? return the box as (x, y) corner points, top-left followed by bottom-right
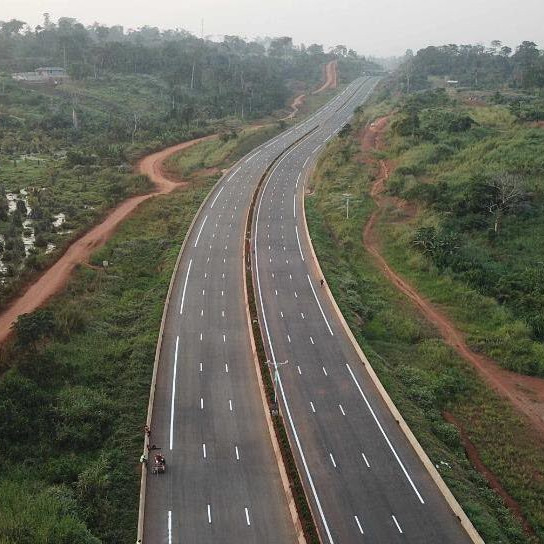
(2, 0), (543, 57)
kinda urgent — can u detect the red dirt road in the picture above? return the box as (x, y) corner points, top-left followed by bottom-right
(313, 60), (338, 94)
(361, 117), (544, 436)
(0, 134), (216, 345)
(282, 59), (339, 120)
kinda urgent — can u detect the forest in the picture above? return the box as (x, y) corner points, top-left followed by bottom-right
(0, 15), (379, 305)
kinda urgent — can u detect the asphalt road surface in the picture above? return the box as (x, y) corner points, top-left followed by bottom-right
(251, 77), (472, 543)
(144, 77), (472, 543)
(143, 80), (369, 543)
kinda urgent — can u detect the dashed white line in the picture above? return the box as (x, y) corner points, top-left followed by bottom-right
(322, 366), (328, 376)
(310, 401), (316, 413)
(193, 215), (208, 247)
(207, 504), (212, 524)
(210, 186), (225, 208)
(229, 399), (233, 411)
(362, 453), (370, 468)
(202, 443), (207, 459)
(295, 225), (305, 261)
(225, 363), (229, 373)
(329, 453), (337, 468)
(245, 507), (251, 526)
(339, 404), (346, 416)
(354, 515), (364, 535)
(297, 365), (302, 374)
(179, 259), (193, 315)
(200, 397), (204, 410)
(235, 445), (240, 460)
(392, 515), (403, 534)
(169, 336), (179, 450)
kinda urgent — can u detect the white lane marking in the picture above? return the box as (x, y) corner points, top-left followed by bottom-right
(210, 185), (225, 208)
(202, 289), (205, 296)
(392, 515), (403, 534)
(254, 134), (335, 544)
(296, 171), (301, 187)
(303, 156), (310, 168)
(169, 336), (179, 450)
(346, 363), (425, 504)
(202, 443), (207, 459)
(339, 404), (346, 416)
(275, 289), (278, 296)
(179, 259), (193, 315)
(324, 134), (332, 142)
(199, 362), (203, 372)
(306, 274), (334, 335)
(301, 312), (305, 319)
(289, 274), (292, 280)
(312, 145), (321, 154)
(297, 365), (302, 374)
(200, 309), (203, 317)
(280, 311), (284, 318)
(287, 334), (291, 343)
(310, 336), (315, 344)
(207, 504), (212, 524)
(322, 366), (328, 376)
(310, 401), (316, 413)
(294, 291), (298, 298)
(221, 290), (224, 296)
(223, 334), (226, 343)
(245, 507), (251, 526)
(194, 215), (208, 247)
(200, 332), (203, 342)
(295, 225), (305, 261)
(293, 194), (297, 217)
(225, 363), (229, 373)
(168, 510), (172, 544)
(354, 515), (364, 535)
(222, 310), (225, 317)
(229, 399), (233, 411)
(226, 165), (241, 182)
(245, 149), (262, 163)
(200, 397), (204, 410)
(362, 453), (370, 468)
(329, 453), (337, 468)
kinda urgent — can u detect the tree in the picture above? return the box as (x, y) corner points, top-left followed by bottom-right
(485, 173), (529, 234)
(14, 309), (56, 351)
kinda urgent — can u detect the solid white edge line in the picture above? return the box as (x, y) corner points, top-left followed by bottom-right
(179, 258), (193, 315)
(346, 363), (425, 504)
(254, 137), (335, 544)
(306, 274), (334, 335)
(293, 193), (296, 218)
(169, 336), (179, 450)
(193, 215), (208, 247)
(295, 225), (305, 262)
(168, 510), (172, 544)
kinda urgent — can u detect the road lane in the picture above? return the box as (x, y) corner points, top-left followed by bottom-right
(252, 77), (474, 543)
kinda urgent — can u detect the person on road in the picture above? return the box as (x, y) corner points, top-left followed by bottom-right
(144, 424), (151, 437)
(140, 453), (147, 465)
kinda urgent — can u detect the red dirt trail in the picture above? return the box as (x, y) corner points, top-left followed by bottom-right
(0, 134), (216, 345)
(361, 117), (544, 437)
(282, 60), (338, 120)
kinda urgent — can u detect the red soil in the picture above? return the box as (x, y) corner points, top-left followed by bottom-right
(443, 411), (535, 536)
(282, 59), (338, 120)
(0, 134), (216, 344)
(360, 117), (544, 437)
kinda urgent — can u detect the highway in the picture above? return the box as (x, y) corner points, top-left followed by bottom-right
(142, 80), (367, 543)
(251, 78), (473, 543)
(143, 76), (474, 543)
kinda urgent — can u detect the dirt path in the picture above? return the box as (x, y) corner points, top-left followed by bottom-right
(361, 117), (544, 437)
(282, 60), (339, 121)
(313, 60), (338, 94)
(0, 134), (216, 345)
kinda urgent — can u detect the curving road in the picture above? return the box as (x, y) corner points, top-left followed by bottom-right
(251, 77), (474, 543)
(143, 77), (475, 543)
(142, 81), (363, 543)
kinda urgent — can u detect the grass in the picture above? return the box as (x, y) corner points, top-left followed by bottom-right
(306, 122), (544, 543)
(0, 170), (218, 543)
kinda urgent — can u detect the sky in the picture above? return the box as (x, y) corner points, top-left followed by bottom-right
(2, 0), (543, 57)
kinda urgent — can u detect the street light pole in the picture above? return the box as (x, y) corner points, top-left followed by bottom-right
(265, 360), (289, 406)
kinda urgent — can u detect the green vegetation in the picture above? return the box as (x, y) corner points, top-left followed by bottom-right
(394, 40), (544, 92)
(0, 169), (218, 542)
(306, 118), (544, 542)
(380, 88), (544, 377)
(164, 124), (285, 179)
